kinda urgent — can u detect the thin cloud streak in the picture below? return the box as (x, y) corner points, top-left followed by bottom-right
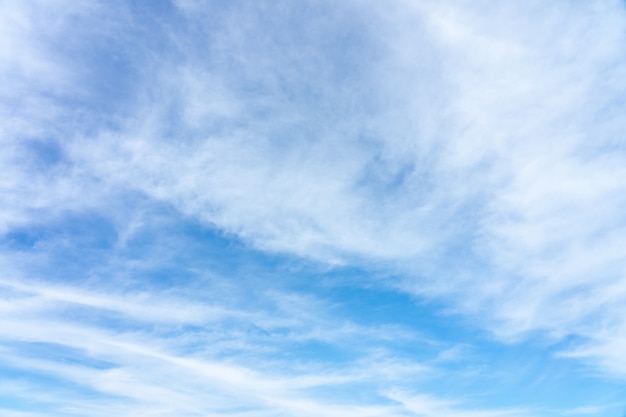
(0, 272), (515, 417)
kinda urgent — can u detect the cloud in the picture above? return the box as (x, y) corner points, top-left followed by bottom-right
(386, 391), (526, 417)
(0, 255), (523, 417)
(2, 0), (626, 415)
(67, 0), (626, 374)
(0, 0), (130, 236)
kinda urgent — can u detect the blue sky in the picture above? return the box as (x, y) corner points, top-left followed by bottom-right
(2, 0), (626, 416)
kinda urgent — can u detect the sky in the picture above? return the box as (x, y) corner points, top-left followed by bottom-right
(1, 0), (626, 416)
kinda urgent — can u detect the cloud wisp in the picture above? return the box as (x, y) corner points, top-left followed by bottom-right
(0, 255), (529, 417)
(2, 0), (626, 415)
(73, 0), (626, 372)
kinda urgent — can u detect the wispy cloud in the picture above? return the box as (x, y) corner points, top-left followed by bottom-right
(2, 0), (626, 415)
(75, 0), (626, 374)
(0, 255), (521, 417)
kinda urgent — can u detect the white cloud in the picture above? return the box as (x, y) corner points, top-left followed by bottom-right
(0, 0), (125, 235)
(2, 0), (626, 414)
(386, 390), (526, 417)
(0, 264), (521, 417)
(69, 0), (626, 374)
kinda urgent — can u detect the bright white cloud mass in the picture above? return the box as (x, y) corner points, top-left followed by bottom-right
(2, 0), (626, 416)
